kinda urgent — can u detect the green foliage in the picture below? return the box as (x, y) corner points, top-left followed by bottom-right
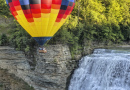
(0, 33), (8, 46)
(0, 0), (11, 16)
(0, 0), (130, 56)
(52, 0), (130, 56)
(9, 21), (36, 52)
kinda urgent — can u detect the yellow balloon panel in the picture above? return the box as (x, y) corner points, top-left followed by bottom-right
(6, 0), (75, 45)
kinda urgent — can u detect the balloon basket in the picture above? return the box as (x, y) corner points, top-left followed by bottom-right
(39, 50), (47, 53)
(39, 47), (47, 53)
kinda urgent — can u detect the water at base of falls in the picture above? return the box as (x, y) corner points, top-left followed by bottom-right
(69, 49), (130, 90)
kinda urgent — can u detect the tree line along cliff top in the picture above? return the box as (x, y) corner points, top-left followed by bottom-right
(0, 0), (130, 56)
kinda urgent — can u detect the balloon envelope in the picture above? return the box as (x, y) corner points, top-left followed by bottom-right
(6, 0), (75, 45)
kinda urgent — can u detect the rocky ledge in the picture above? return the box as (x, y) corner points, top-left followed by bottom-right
(0, 45), (76, 90)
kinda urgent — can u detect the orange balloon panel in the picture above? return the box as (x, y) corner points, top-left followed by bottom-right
(6, 0), (75, 45)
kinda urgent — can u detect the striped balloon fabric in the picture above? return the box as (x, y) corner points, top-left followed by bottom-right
(6, 0), (75, 45)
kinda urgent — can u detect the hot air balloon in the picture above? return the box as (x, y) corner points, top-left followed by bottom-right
(5, 0), (75, 46)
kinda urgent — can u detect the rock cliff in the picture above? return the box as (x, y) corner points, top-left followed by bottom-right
(0, 45), (75, 90)
(0, 16), (76, 90)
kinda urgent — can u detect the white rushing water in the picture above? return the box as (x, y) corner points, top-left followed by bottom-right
(69, 49), (130, 90)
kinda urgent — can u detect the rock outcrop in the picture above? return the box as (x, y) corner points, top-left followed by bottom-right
(0, 46), (34, 90)
(0, 45), (75, 90)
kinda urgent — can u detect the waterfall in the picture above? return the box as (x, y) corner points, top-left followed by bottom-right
(69, 49), (130, 90)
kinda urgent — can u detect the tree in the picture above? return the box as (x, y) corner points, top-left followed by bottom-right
(0, 33), (8, 46)
(0, 0), (10, 16)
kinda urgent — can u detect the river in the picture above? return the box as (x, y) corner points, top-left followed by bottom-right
(69, 49), (130, 90)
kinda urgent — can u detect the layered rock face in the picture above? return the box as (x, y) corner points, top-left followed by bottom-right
(0, 45), (74, 90)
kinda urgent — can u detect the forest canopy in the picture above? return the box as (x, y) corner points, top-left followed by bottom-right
(0, 0), (130, 55)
